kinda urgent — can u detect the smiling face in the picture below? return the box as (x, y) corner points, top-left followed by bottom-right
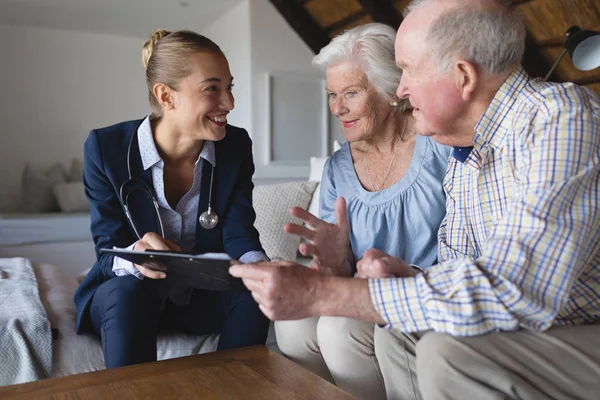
(325, 61), (394, 143)
(169, 51), (234, 141)
(394, 5), (469, 146)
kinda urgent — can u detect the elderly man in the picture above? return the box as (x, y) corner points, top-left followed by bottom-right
(231, 0), (600, 398)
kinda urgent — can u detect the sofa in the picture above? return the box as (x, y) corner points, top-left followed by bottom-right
(0, 163), (328, 384)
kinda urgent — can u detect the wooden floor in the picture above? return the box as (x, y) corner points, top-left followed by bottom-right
(0, 346), (355, 399)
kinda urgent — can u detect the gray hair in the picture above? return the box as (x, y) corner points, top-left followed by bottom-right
(403, 0), (526, 75)
(312, 23), (410, 111)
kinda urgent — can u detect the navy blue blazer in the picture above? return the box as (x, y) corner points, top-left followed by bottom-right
(74, 119), (264, 333)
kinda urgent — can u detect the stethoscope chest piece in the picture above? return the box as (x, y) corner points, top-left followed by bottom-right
(199, 209), (219, 229)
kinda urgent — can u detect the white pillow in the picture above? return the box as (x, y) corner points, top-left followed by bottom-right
(53, 182), (90, 213)
(68, 158), (84, 182)
(307, 156), (328, 218)
(19, 163), (67, 212)
(333, 140), (342, 153)
(253, 181), (318, 261)
(308, 156), (328, 182)
(306, 141), (342, 217)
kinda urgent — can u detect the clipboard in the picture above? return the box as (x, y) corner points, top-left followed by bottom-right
(100, 248), (247, 292)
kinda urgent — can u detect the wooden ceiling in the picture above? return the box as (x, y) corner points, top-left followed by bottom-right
(270, 0), (600, 94)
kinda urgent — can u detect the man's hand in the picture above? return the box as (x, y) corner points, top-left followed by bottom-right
(356, 249), (418, 279)
(229, 261), (323, 320)
(283, 197), (352, 276)
(132, 232), (180, 279)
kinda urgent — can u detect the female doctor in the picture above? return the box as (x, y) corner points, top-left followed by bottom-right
(74, 29), (269, 368)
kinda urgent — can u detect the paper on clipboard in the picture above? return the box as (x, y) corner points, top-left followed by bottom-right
(100, 248), (247, 292)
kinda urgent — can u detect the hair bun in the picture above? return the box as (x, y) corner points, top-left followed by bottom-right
(142, 29), (171, 70)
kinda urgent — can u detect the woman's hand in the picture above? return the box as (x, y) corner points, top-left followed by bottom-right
(132, 232), (181, 279)
(355, 249), (418, 279)
(283, 197), (352, 277)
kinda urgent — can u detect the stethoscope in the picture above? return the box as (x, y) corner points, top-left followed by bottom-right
(120, 131), (219, 240)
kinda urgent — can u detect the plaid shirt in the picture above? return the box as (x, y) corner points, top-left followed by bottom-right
(369, 67), (600, 336)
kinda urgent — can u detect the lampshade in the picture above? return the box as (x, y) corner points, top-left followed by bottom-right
(565, 26), (600, 71)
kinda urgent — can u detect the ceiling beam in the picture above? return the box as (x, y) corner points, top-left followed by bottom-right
(510, 0), (534, 6)
(357, 0), (402, 29)
(572, 76), (600, 86)
(535, 26), (600, 48)
(522, 33), (552, 79)
(269, 0), (331, 54)
(325, 10), (370, 34)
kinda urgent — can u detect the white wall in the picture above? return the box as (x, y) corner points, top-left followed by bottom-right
(249, 0), (321, 179)
(0, 24), (149, 212)
(0, 0), (338, 211)
(201, 0), (252, 132)
(205, 0), (335, 180)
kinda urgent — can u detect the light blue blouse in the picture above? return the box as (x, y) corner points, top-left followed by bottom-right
(319, 135), (451, 268)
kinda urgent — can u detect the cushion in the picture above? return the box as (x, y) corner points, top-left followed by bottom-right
(333, 140), (342, 153)
(306, 140), (342, 218)
(307, 156), (328, 218)
(68, 158), (84, 182)
(19, 163), (67, 212)
(53, 182), (89, 212)
(253, 181), (318, 261)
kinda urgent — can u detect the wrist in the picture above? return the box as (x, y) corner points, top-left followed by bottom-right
(310, 275), (359, 316)
(410, 264), (423, 276)
(336, 259), (353, 277)
(310, 276), (382, 323)
(310, 274), (335, 315)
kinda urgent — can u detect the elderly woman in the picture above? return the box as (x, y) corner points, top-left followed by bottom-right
(274, 23), (450, 399)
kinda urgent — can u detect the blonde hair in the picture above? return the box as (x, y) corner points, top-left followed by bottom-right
(142, 29), (223, 117)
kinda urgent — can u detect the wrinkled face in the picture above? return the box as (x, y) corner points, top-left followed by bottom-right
(394, 13), (466, 146)
(325, 62), (394, 143)
(171, 51), (234, 141)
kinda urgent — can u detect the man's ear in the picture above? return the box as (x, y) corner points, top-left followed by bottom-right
(153, 83), (175, 111)
(453, 60), (478, 102)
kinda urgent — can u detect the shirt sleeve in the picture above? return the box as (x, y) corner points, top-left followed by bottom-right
(239, 250), (270, 264)
(112, 242), (144, 279)
(370, 95), (600, 336)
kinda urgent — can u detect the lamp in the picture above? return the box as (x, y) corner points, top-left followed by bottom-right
(543, 26), (600, 82)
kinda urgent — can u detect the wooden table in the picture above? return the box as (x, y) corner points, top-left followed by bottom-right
(0, 346), (355, 399)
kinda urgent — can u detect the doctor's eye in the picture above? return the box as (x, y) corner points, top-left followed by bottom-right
(205, 86), (219, 92)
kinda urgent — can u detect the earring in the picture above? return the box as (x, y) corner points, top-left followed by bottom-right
(390, 101), (399, 107)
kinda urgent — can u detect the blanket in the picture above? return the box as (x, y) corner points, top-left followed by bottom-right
(0, 257), (52, 385)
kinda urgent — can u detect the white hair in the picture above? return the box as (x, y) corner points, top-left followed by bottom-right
(312, 23), (410, 111)
(403, 0), (526, 74)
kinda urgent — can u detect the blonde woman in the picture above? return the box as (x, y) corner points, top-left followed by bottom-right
(275, 23), (450, 399)
(74, 30), (269, 368)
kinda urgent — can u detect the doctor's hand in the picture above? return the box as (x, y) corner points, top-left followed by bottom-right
(132, 232), (181, 279)
(355, 249), (417, 279)
(283, 197), (352, 277)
